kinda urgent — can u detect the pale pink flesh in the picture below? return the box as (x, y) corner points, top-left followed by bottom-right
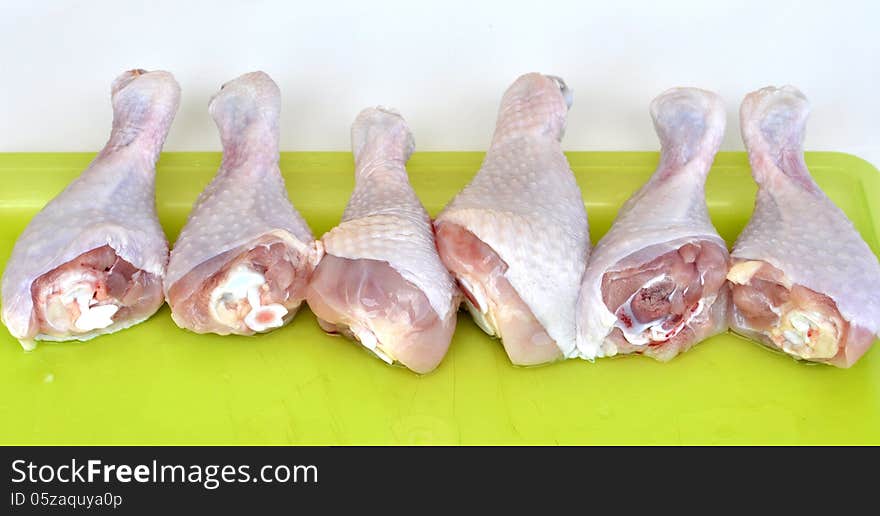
(600, 241), (728, 360)
(606, 286), (729, 361)
(167, 237), (311, 335)
(434, 222), (562, 366)
(29, 245), (163, 339)
(306, 255), (455, 374)
(729, 261), (873, 367)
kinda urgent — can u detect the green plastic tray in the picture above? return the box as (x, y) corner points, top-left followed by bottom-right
(1, 151), (878, 445)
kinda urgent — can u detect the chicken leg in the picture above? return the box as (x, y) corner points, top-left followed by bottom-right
(434, 73), (590, 366)
(165, 71), (321, 335)
(1, 69), (180, 349)
(576, 88), (730, 361)
(728, 86), (880, 367)
(306, 107), (459, 374)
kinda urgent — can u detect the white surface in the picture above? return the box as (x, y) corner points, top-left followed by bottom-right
(1, 0), (878, 167)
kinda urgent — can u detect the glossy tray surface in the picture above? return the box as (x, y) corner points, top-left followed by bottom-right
(1, 151), (878, 445)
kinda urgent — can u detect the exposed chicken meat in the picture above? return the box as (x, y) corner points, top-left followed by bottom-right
(599, 241), (728, 358)
(29, 245), (163, 340)
(727, 261), (861, 360)
(167, 236), (312, 334)
(308, 256), (456, 374)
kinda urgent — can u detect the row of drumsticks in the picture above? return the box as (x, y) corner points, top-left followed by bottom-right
(2, 70), (878, 373)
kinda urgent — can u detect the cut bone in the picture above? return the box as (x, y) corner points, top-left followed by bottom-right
(209, 265), (288, 332)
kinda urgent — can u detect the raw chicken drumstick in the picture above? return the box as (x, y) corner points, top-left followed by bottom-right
(434, 73), (590, 366)
(1, 69), (180, 349)
(165, 71), (321, 335)
(576, 88), (730, 361)
(728, 86), (880, 367)
(306, 107), (459, 373)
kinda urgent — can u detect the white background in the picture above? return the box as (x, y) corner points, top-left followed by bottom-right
(1, 0), (878, 167)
